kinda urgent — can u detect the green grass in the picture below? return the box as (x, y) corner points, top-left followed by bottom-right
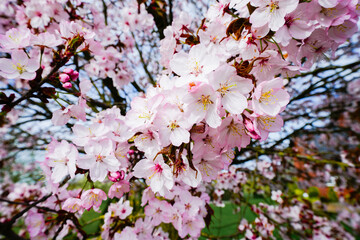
(200, 202), (257, 240)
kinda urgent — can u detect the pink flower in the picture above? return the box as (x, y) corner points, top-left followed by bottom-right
(113, 199), (133, 219)
(209, 64), (252, 115)
(46, 140), (78, 183)
(328, 19), (358, 43)
(238, 31), (260, 61)
(70, 70), (79, 81)
(193, 150), (223, 182)
(243, 115), (261, 140)
(25, 3), (51, 29)
(31, 32), (63, 48)
(170, 44), (219, 77)
(108, 181), (130, 199)
(174, 191), (204, 217)
(183, 82), (221, 128)
(81, 188), (107, 211)
(178, 215), (205, 239)
(77, 139), (120, 182)
(51, 98), (87, 126)
(72, 122), (106, 146)
(105, 117), (132, 143)
(0, 28), (31, 50)
(114, 227), (138, 240)
(25, 210), (45, 238)
(253, 114), (284, 141)
(132, 155), (174, 196)
(144, 199), (173, 225)
(79, 79), (93, 96)
(174, 155), (202, 188)
(250, 0), (298, 31)
(58, 21), (95, 40)
(0, 50), (39, 80)
(238, 219), (249, 231)
(126, 94), (164, 131)
(252, 78), (290, 117)
(313, 1), (351, 28)
(271, 190), (283, 204)
(63, 197), (84, 213)
(153, 103), (191, 147)
(297, 29), (334, 68)
(251, 50), (288, 81)
(218, 116), (250, 149)
(274, 3), (315, 46)
(133, 129), (161, 159)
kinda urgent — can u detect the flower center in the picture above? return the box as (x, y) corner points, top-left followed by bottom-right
(12, 63), (25, 74)
(139, 111), (151, 120)
(218, 82), (236, 96)
(189, 59), (203, 76)
(260, 89), (278, 105)
(96, 155), (105, 162)
(149, 163), (163, 179)
(198, 95), (213, 110)
(168, 120), (179, 130)
(269, 2), (279, 13)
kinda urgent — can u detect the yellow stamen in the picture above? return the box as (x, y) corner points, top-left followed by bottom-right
(260, 89), (278, 105)
(218, 81), (237, 96)
(12, 63), (25, 74)
(197, 95), (213, 110)
(269, 2), (279, 13)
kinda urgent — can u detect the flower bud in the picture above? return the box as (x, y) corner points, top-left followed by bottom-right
(108, 171), (125, 182)
(70, 70), (79, 81)
(59, 73), (70, 83)
(63, 68), (74, 75)
(243, 116), (261, 140)
(62, 82), (72, 89)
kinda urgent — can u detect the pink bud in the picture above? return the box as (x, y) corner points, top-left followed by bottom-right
(108, 171), (125, 182)
(70, 71), (79, 81)
(63, 82), (72, 89)
(63, 68), (74, 75)
(243, 116), (261, 140)
(127, 149), (135, 155)
(59, 73), (70, 83)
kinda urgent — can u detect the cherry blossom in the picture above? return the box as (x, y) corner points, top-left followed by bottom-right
(108, 180), (130, 199)
(0, 0), (359, 238)
(252, 77), (290, 116)
(25, 210), (46, 238)
(62, 198), (84, 214)
(46, 140), (78, 183)
(0, 28), (31, 49)
(209, 64), (252, 114)
(183, 82), (222, 128)
(250, 0), (299, 31)
(77, 139), (120, 182)
(170, 44), (219, 77)
(153, 103), (191, 147)
(132, 155), (174, 196)
(81, 188), (107, 211)
(0, 50), (39, 80)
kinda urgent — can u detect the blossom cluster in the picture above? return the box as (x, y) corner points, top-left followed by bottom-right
(0, 0), (359, 239)
(41, 0), (359, 238)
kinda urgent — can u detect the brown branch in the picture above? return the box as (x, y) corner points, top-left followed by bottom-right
(0, 194), (52, 240)
(131, 32), (156, 86)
